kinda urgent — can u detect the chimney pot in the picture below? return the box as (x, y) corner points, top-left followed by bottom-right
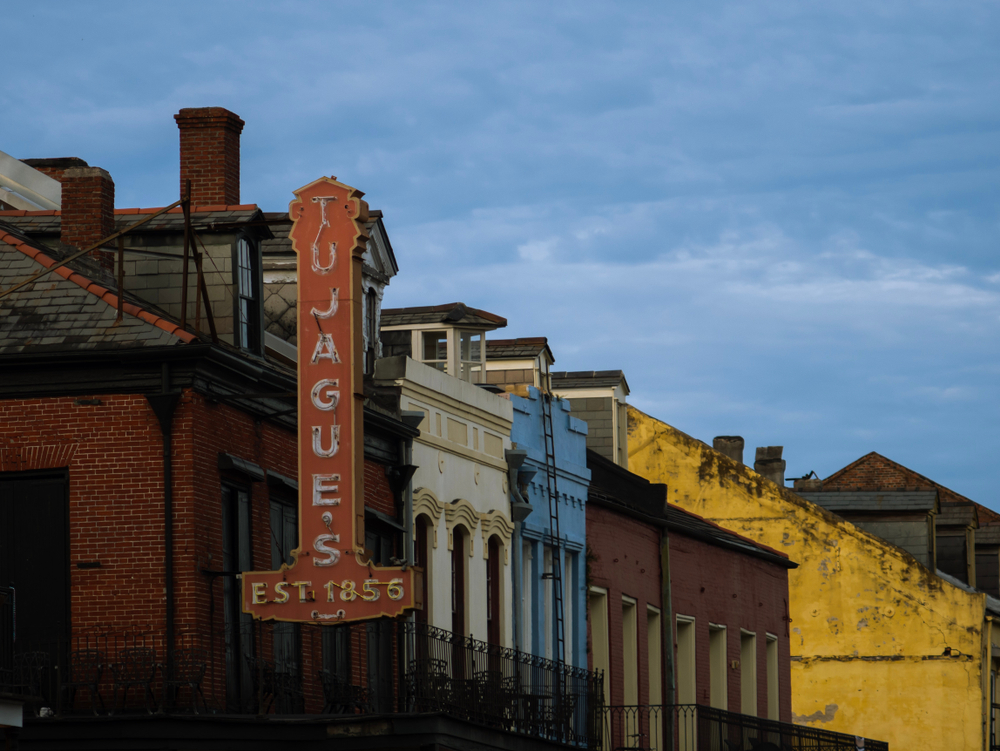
(60, 167), (114, 270)
(754, 446), (786, 486)
(175, 107), (245, 206)
(713, 436), (745, 465)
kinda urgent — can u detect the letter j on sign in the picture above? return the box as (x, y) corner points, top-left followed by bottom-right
(242, 177), (419, 623)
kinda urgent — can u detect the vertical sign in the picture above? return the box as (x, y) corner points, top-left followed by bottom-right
(243, 177), (417, 622)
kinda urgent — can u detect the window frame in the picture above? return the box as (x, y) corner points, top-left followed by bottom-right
(233, 234), (263, 354)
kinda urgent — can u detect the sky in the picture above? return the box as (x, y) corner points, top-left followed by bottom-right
(3, 2), (999, 504)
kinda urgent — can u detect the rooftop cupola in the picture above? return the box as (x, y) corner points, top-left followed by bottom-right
(379, 302), (506, 383)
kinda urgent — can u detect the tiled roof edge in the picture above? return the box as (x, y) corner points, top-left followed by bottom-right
(0, 204), (258, 218)
(0, 231), (197, 344)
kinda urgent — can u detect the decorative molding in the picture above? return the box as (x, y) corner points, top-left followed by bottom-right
(445, 498), (480, 555)
(412, 487), (445, 548)
(480, 509), (514, 564)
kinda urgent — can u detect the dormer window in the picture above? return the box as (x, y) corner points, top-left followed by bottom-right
(235, 236), (262, 353)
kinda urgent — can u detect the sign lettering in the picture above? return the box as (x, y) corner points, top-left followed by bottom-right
(242, 177), (419, 623)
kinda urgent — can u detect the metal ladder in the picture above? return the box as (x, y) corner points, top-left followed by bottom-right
(541, 391), (566, 665)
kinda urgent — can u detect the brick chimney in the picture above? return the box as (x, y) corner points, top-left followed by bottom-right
(21, 157), (90, 182)
(174, 107), (244, 206)
(713, 436), (744, 465)
(61, 167), (115, 270)
(754, 446), (786, 486)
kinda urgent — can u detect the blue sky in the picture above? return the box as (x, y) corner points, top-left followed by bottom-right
(4, 2), (999, 504)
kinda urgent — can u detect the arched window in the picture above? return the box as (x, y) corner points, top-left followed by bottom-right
(451, 526), (468, 636)
(487, 535), (502, 646)
(415, 514), (431, 625)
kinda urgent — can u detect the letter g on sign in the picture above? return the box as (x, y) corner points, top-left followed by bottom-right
(311, 379), (340, 411)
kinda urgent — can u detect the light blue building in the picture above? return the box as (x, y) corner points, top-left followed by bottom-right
(506, 382), (590, 669)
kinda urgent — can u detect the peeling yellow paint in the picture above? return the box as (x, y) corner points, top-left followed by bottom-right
(628, 406), (991, 751)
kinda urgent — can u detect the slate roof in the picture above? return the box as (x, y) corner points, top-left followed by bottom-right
(381, 302), (507, 329)
(0, 206), (268, 238)
(552, 370), (629, 392)
(937, 502), (978, 527)
(0, 223), (195, 354)
(798, 491), (939, 513)
(486, 337), (552, 361)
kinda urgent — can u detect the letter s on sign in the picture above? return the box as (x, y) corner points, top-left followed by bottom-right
(314, 534), (341, 567)
(274, 582), (289, 604)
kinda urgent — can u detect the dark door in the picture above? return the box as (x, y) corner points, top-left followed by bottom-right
(222, 484), (254, 712)
(365, 524), (396, 713)
(0, 472), (69, 646)
(270, 497), (302, 712)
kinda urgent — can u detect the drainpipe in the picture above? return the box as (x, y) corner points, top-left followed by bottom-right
(146, 364), (181, 686)
(660, 527), (675, 707)
(506, 448), (533, 651)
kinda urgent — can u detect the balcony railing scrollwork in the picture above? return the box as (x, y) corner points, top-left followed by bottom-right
(0, 618), (604, 748)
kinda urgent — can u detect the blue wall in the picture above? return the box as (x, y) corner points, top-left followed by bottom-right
(510, 388), (590, 669)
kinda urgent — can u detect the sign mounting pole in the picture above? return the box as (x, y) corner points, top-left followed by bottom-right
(243, 177), (418, 623)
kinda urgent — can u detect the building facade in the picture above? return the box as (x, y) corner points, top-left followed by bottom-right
(629, 405), (996, 751)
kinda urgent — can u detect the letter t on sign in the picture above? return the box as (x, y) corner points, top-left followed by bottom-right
(242, 177), (417, 623)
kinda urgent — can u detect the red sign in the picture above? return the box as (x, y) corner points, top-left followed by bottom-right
(243, 177), (418, 622)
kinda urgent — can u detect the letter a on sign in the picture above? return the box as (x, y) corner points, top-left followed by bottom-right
(242, 177), (419, 623)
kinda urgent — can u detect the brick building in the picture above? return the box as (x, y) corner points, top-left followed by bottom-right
(0, 111), (601, 750)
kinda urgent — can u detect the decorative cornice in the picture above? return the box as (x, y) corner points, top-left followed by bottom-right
(445, 498), (480, 554)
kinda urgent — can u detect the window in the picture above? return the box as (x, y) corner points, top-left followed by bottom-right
(622, 597), (638, 706)
(675, 617), (696, 704)
(415, 515), (431, 625)
(709, 624), (727, 710)
(365, 287), (378, 375)
(422, 331), (448, 372)
(647, 606), (664, 747)
(588, 587), (610, 706)
(452, 526), (468, 636)
(235, 237), (261, 353)
(222, 484), (253, 711)
(766, 634), (779, 720)
(647, 606), (662, 705)
(676, 616), (697, 751)
(459, 330), (483, 383)
(487, 536), (502, 646)
(741, 630), (757, 715)
(270, 496), (302, 712)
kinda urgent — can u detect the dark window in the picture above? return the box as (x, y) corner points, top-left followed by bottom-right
(0, 471), (68, 681)
(414, 516), (430, 626)
(451, 527), (467, 636)
(487, 536), (501, 646)
(235, 236), (261, 353)
(365, 287), (378, 375)
(270, 496), (302, 712)
(222, 484), (253, 712)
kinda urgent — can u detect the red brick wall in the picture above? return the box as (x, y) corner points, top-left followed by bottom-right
(174, 107), (244, 206)
(586, 503), (663, 707)
(364, 459), (396, 518)
(0, 387), (401, 711)
(668, 530), (793, 723)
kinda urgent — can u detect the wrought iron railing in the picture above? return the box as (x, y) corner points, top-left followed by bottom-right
(0, 586), (13, 697)
(601, 705), (888, 751)
(0, 619), (604, 747)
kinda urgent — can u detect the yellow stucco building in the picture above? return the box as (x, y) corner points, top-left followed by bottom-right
(628, 406), (998, 751)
